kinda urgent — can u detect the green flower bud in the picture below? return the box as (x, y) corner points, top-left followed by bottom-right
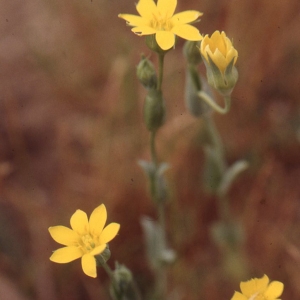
(183, 41), (202, 65)
(144, 90), (165, 132)
(110, 263), (141, 300)
(136, 55), (157, 90)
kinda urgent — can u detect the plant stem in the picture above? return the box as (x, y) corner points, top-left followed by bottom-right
(157, 54), (165, 91)
(198, 91), (231, 114)
(203, 114), (229, 222)
(150, 130), (158, 166)
(96, 256), (114, 282)
(149, 52), (167, 300)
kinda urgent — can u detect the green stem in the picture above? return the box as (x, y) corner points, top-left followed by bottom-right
(203, 115), (229, 221)
(157, 53), (165, 91)
(188, 63), (201, 91)
(203, 115), (226, 172)
(150, 130), (158, 166)
(198, 91), (231, 114)
(148, 52), (166, 300)
(98, 259), (114, 280)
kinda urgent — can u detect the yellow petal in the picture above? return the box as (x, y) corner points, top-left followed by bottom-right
(226, 47), (238, 65)
(132, 26), (157, 35)
(118, 14), (150, 27)
(89, 204), (107, 236)
(230, 291), (247, 300)
(240, 275), (269, 297)
(171, 10), (203, 25)
(99, 223), (120, 244)
(212, 48), (228, 73)
(264, 281), (284, 299)
(157, 0), (177, 18)
(202, 45), (212, 63)
(81, 254), (97, 278)
(171, 24), (202, 41)
(70, 210), (89, 235)
(200, 35), (210, 60)
(155, 31), (175, 50)
(136, 0), (158, 20)
(224, 34), (233, 50)
(211, 30), (222, 44)
(49, 226), (80, 246)
(201, 34), (210, 47)
(50, 246), (83, 263)
(216, 35), (227, 56)
(90, 244), (106, 256)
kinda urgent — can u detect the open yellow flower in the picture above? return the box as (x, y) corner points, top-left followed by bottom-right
(231, 274), (284, 300)
(49, 204), (120, 278)
(200, 30), (238, 74)
(118, 0), (203, 50)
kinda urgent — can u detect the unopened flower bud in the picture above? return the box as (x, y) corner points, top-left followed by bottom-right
(110, 263), (141, 300)
(144, 90), (165, 132)
(183, 41), (202, 65)
(136, 55), (157, 90)
(200, 31), (238, 96)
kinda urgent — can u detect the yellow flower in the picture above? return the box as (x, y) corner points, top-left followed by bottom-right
(231, 274), (284, 300)
(118, 0), (203, 50)
(200, 30), (238, 74)
(49, 204), (120, 278)
(200, 30), (238, 96)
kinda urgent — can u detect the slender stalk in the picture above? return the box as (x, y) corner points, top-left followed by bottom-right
(96, 255), (114, 280)
(150, 130), (158, 166)
(149, 52), (167, 300)
(157, 54), (165, 91)
(157, 201), (166, 238)
(203, 114), (226, 175)
(101, 261), (114, 280)
(198, 91), (231, 114)
(203, 114), (229, 221)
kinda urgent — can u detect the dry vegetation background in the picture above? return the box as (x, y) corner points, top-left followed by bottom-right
(1, 0), (300, 299)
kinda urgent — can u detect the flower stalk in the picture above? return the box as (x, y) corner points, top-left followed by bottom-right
(149, 52), (168, 300)
(135, 26), (176, 297)
(157, 53), (165, 91)
(198, 91), (231, 114)
(183, 38), (249, 279)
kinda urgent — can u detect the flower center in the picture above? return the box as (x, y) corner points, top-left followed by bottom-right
(80, 234), (96, 252)
(151, 13), (172, 31)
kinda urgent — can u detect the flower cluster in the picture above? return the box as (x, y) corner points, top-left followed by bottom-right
(49, 204), (120, 278)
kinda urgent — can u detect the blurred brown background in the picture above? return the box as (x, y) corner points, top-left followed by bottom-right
(0, 0), (300, 299)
